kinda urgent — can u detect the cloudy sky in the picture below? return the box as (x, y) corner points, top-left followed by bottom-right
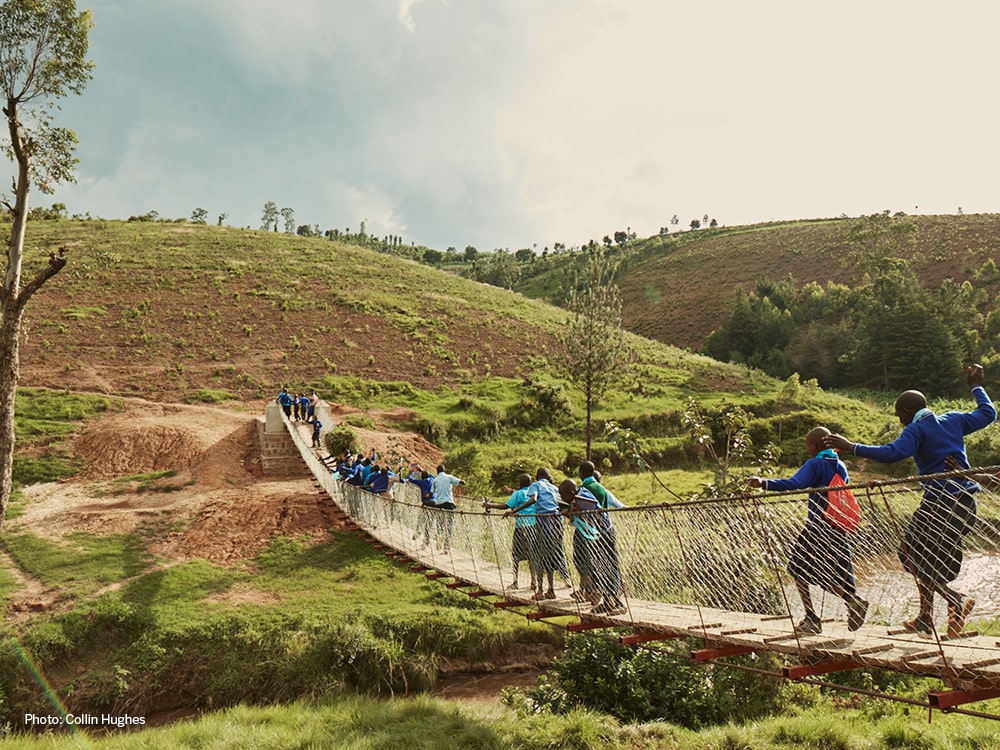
(36, 0), (1000, 251)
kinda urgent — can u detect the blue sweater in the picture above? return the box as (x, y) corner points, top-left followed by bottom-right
(762, 454), (847, 525)
(526, 479), (560, 514)
(854, 386), (996, 494)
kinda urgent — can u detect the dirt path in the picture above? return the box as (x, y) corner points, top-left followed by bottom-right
(0, 547), (58, 619)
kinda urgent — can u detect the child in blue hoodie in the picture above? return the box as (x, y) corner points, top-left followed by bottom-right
(749, 426), (868, 635)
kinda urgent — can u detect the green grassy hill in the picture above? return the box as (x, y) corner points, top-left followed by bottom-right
(15, 219), (566, 403)
(8, 217), (919, 489)
(511, 214), (1000, 351)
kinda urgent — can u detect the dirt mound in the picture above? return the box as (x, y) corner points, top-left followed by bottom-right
(5, 398), (448, 623)
(11, 401), (364, 558)
(74, 403), (261, 485)
(325, 403), (444, 469)
(152, 483), (345, 565)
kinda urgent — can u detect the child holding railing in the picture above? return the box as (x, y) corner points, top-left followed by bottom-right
(748, 426), (868, 635)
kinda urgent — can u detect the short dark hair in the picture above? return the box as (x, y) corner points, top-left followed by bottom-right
(579, 460), (596, 479)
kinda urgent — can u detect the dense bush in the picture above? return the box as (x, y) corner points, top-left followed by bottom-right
(0, 603), (529, 727)
(324, 425), (357, 457)
(505, 378), (575, 430)
(515, 633), (784, 728)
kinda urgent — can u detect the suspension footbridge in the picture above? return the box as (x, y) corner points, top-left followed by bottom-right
(275, 404), (1000, 715)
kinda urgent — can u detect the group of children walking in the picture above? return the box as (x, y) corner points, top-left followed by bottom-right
(486, 461), (626, 616)
(276, 387), (318, 424)
(285, 365), (996, 639)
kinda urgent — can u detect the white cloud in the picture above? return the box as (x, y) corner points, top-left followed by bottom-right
(43, 1), (1000, 249)
(398, 0), (420, 33)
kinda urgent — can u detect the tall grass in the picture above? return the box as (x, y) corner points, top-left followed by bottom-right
(5, 691), (1000, 749)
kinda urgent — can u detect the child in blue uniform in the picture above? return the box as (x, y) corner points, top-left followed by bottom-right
(749, 426), (867, 634)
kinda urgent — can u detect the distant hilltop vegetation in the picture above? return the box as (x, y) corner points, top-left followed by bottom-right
(10, 210), (1000, 400)
(506, 213), (1000, 352)
(505, 212), (1000, 396)
(619, 214), (1000, 350)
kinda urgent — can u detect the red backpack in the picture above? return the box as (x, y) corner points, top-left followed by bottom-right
(824, 472), (860, 532)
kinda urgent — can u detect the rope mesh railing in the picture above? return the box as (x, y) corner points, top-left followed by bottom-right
(277, 407), (1000, 697)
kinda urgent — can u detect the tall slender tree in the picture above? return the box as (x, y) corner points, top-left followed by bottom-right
(557, 249), (633, 459)
(1, 0), (93, 524)
(260, 201), (278, 231)
(280, 206), (294, 234)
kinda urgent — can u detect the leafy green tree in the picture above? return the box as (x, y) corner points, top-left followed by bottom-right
(683, 398), (755, 497)
(467, 250), (520, 289)
(792, 280), (851, 323)
(845, 210), (916, 295)
(975, 258), (998, 283)
(842, 212), (963, 393)
(513, 247), (533, 263)
(703, 286), (795, 375)
(260, 201), (278, 231)
(556, 249), (632, 459)
(1, 0), (93, 523)
(190, 207), (208, 224)
(934, 277), (986, 363)
(280, 206), (294, 233)
(785, 318), (853, 386)
(850, 296), (962, 396)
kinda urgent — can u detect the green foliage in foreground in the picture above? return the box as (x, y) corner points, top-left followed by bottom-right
(515, 633), (785, 728)
(0, 529), (556, 727)
(5, 691), (1000, 749)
